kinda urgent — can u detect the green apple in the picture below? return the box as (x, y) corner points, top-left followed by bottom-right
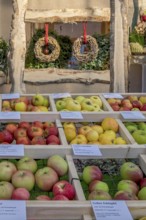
(32, 94), (45, 106)
(117, 179), (139, 194)
(75, 96), (85, 104)
(89, 180), (109, 193)
(43, 97), (50, 108)
(0, 181), (14, 200)
(90, 96), (102, 108)
(139, 96), (146, 104)
(88, 190), (112, 200)
(56, 100), (66, 111)
(126, 125), (138, 134)
(0, 161), (17, 181)
(47, 155), (68, 176)
(65, 100), (81, 111)
(14, 101), (27, 112)
(81, 99), (95, 111)
(138, 187), (146, 200)
(132, 130), (146, 144)
(92, 104), (100, 112)
(82, 165), (103, 184)
(17, 157), (37, 174)
(138, 122), (146, 131)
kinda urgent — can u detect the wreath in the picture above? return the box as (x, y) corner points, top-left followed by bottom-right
(34, 36), (60, 63)
(73, 35), (99, 63)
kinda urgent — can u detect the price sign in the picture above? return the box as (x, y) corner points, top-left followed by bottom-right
(0, 112), (20, 120)
(103, 93), (123, 99)
(60, 112), (83, 119)
(0, 200), (26, 220)
(52, 93), (71, 99)
(0, 145), (24, 157)
(1, 93), (20, 100)
(91, 201), (133, 220)
(72, 144), (102, 156)
(121, 111), (145, 119)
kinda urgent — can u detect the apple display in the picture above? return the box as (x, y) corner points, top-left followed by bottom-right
(89, 180), (109, 193)
(35, 167), (58, 191)
(88, 190), (112, 200)
(53, 180), (75, 200)
(12, 188), (30, 200)
(0, 161), (17, 181)
(47, 155), (68, 176)
(0, 181), (14, 200)
(17, 157), (37, 174)
(12, 170), (35, 191)
(82, 165), (103, 184)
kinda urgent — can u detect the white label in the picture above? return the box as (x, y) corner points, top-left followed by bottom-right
(0, 145), (24, 157)
(52, 93), (71, 99)
(121, 111), (145, 119)
(91, 201), (133, 220)
(0, 200), (26, 220)
(72, 144), (102, 156)
(60, 112), (83, 119)
(1, 93), (20, 100)
(103, 93), (123, 99)
(0, 112), (20, 120)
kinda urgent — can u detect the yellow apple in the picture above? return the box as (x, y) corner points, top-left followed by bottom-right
(75, 96), (85, 104)
(101, 117), (119, 132)
(104, 130), (116, 140)
(65, 100), (81, 111)
(86, 130), (99, 142)
(92, 104), (100, 112)
(76, 134), (87, 143)
(90, 96), (103, 108)
(63, 122), (76, 130)
(78, 126), (92, 136)
(81, 98), (95, 111)
(99, 133), (114, 145)
(70, 136), (87, 144)
(64, 127), (77, 142)
(37, 106), (49, 112)
(114, 137), (126, 145)
(91, 125), (104, 135)
(43, 97), (50, 108)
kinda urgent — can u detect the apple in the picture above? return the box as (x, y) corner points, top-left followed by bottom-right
(0, 131), (5, 143)
(99, 133), (114, 145)
(27, 104), (34, 111)
(16, 136), (31, 145)
(131, 100), (142, 109)
(82, 165), (103, 184)
(12, 188), (30, 200)
(78, 126), (92, 136)
(2, 100), (11, 108)
(137, 122), (146, 131)
(31, 136), (46, 145)
(14, 127), (27, 140)
(63, 127), (76, 143)
(56, 100), (66, 111)
(2, 130), (14, 143)
(127, 96), (138, 102)
(17, 157), (37, 174)
(19, 96), (29, 105)
(70, 135), (87, 144)
(138, 187), (146, 200)
(91, 125), (103, 135)
(0, 161), (17, 181)
(44, 126), (58, 138)
(131, 107), (140, 111)
(36, 195), (51, 200)
(86, 130), (99, 142)
(107, 98), (117, 105)
(43, 97), (50, 108)
(104, 130), (116, 140)
(126, 125), (138, 134)
(31, 106), (41, 112)
(113, 137), (126, 145)
(0, 181), (14, 200)
(88, 190), (112, 200)
(66, 100), (81, 111)
(101, 117), (119, 132)
(123, 102), (133, 110)
(46, 135), (60, 145)
(32, 94), (45, 106)
(141, 104), (146, 111)
(47, 155), (68, 176)
(43, 122), (55, 129)
(75, 96), (85, 104)
(114, 190), (138, 200)
(63, 122), (76, 130)
(81, 99), (95, 111)
(5, 123), (18, 134)
(110, 103), (120, 111)
(120, 162), (143, 183)
(27, 126), (44, 139)
(12, 170), (35, 191)
(53, 195), (69, 200)
(119, 107), (131, 111)
(53, 180), (75, 200)
(14, 101), (27, 112)
(37, 106), (49, 112)
(140, 178), (146, 188)
(132, 130), (146, 144)
(90, 96), (102, 108)
(89, 180), (109, 193)
(35, 167), (58, 191)
(139, 96), (146, 104)
(32, 121), (44, 129)
(10, 99), (17, 110)
(117, 180), (139, 195)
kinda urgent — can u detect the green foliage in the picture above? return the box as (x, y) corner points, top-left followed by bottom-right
(0, 38), (9, 74)
(79, 34), (110, 70)
(25, 29), (72, 69)
(129, 30), (144, 47)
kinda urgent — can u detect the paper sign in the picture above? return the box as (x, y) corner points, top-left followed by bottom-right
(60, 111), (83, 119)
(91, 200), (133, 220)
(0, 112), (20, 120)
(52, 93), (71, 99)
(1, 93), (20, 100)
(72, 144), (102, 156)
(103, 93), (123, 99)
(0, 145), (24, 157)
(121, 111), (145, 119)
(0, 200), (26, 220)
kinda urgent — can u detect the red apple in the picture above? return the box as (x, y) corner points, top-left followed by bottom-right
(140, 104), (146, 111)
(88, 190), (112, 200)
(121, 99), (131, 105)
(82, 165), (103, 184)
(18, 121), (31, 130)
(14, 128), (27, 140)
(127, 96), (138, 103)
(27, 126), (44, 139)
(31, 136), (46, 145)
(2, 130), (14, 143)
(27, 104), (34, 111)
(53, 180), (75, 200)
(43, 122), (55, 129)
(44, 127), (58, 138)
(36, 195), (51, 200)
(16, 136), (31, 145)
(11, 188), (30, 200)
(53, 195), (69, 200)
(110, 103), (120, 111)
(32, 121), (44, 129)
(114, 190), (138, 200)
(46, 135), (60, 145)
(5, 123), (18, 134)
(19, 96), (29, 105)
(131, 100), (142, 109)
(0, 131), (5, 143)
(140, 178), (146, 188)
(117, 180), (139, 195)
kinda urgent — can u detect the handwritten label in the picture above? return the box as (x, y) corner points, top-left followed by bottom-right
(0, 145), (24, 157)
(103, 93), (123, 99)
(0, 200), (26, 220)
(91, 201), (133, 220)
(0, 112), (20, 120)
(52, 93), (71, 99)
(72, 144), (102, 156)
(60, 112), (83, 119)
(1, 93), (20, 100)
(121, 111), (145, 119)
